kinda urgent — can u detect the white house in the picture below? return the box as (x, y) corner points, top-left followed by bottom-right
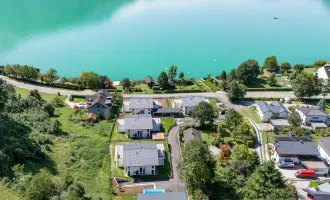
(116, 115), (161, 139)
(172, 96), (207, 115)
(122, 98), (160, 114)
(255, 101), (289, 122)
(316, 63), (330, 79)
(318, 137), (330, 165)
(114, 143), (165, 176)
(297, 108), (329, 127)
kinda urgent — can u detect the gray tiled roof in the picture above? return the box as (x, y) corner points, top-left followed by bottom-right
(274, 140), (319, 156)
(129, 98), (153, 109)
(137, 192), (188, 200)
(86, 89), (113, 109)
(181, 96), (205, 107)
(298, 108), (329, 116)
(256, 101), (288, 114)
(274, 136), (312, 142)
(123, 143), (160, 167)
(124, 115), (153, 130)
(319, 137), (330, 157)
(256, 102), (270, 113)
(183, 128), (202, 143)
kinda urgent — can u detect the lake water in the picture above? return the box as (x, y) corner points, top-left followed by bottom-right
(1, 0), (330, 80)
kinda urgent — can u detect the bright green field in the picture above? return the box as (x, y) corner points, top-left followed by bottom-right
(160, 117), (175, 136)
(242, 107), (261, 123)
(203, 80), (219, 91)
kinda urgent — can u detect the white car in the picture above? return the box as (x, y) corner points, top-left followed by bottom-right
(78, 102), (87, 109)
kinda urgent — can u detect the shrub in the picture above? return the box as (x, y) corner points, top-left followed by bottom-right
(69, 95), (73, 101)
(152, 86), (160, 90)
(246, 87), (292, 91)
(309, 180), (319, 189)
(247, 140), (253, 148)
(153, 90), (162, 94)
(163, 89), (202, 93)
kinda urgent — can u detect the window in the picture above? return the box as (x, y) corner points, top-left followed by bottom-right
(152, 170), (154, 175)
(141, 110), (145, 114)
(152, 166), (154, 169)
(312, 117), (319, 119)
(128, 130), (130, 133)
(140, 168), (142, 173)
(128, 167), (130, 170)
(128, 171), (130, 176)
(147, 129), (150, 133)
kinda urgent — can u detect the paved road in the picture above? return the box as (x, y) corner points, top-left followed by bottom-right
(0, 75), (95, 96)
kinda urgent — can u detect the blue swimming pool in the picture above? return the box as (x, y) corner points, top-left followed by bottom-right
(143, 189), (165, 194)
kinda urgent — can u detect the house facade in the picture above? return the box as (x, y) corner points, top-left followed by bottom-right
(172, 96), (206, 115)
(85, 89), (113, 117)
(115, 143), (165, 176)
(116, 115), (161, 139)
(122, 98), (158, 114)
(318, 137), (330, 165)
(255, 101), (289, 122)
(316, 63), (330, 79)
(297, 108), (329, 126)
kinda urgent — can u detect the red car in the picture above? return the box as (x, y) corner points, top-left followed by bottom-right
(294, 169), (316, 178)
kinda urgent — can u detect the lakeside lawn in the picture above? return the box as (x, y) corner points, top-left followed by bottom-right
(203, 80), (219, 91)
(242, 107), (261, 123)
(15, 87), (67, 102)
(72, 97), (86, 103)
(160, 117), (175, 136)
(303, 67), (316, 74)
(246, 76), (282, 88)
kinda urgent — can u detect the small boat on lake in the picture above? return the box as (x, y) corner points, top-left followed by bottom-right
(274, 17), (279, 19)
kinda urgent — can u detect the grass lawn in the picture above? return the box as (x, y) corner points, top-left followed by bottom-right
(242, 107), (261, 123)
(167, 99), (173, 108)
(0, 182), (23, 200)
(203, 80), (219, 91)
(112, 195), (137, 200)
(303, 67), (316, 74)
(14, 87), (67, 102)
(201, 131), (215, 145)
(325, 108), (330, 114)
(195, 80), (211, 92)
(160, 117), (175, 136)
(72, 97), (86, 103)
(134, 83), (151, 91)
(246, 76), (282, 88)
(208, 98), (219, 111)
(111, 125), (133, 141)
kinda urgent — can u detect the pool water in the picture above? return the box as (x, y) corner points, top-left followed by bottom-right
(143, 189), (165, 194)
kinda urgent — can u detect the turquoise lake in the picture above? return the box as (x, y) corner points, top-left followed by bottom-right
(0, 0), (330, 80)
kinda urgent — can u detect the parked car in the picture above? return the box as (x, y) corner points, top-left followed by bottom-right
(278, 161), (294, 168)
(294, 169), (316, 178)
(78, 102), (87, 109)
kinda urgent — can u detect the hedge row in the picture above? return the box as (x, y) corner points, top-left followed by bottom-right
(163, 89), (202, 93)
(246, 87), (292, 91)
(241, 97), (330, 103)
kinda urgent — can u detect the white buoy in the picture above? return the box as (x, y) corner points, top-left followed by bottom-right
(213, 59), (216, 62)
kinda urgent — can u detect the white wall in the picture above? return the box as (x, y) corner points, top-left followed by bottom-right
(273, 151), (299, 164)
(123, 103), (130, 112)
(298, 110), (328, 125)
(131, 108), (151, 115)
(124, 166), (156, 176)
(172, 101), (182, 109)
(125, 129), (151, 138)
(256, 108), (272, 122)
(317, 67), (329, 79)
(318, 145), (330, 165)
(117, 125), (125, 132)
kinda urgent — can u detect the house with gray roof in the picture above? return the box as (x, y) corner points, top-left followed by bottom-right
(183, 128), (202, 144)
(318, 137), (330, 165)
(316, 62), (330, 80)
(114, 143), (165, 176)
(255, 101), (289, 122)
(137, 192), (188, 200)
(297, 107), (329, 127)
(122, 98), (159, 114)
(171, 96), (207, 115)
(272, 136), (320, 164)
(85, 89), (114, 117)
(116, 115), (161, 139)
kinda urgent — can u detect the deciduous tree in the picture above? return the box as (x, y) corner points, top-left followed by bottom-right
(291, 72), (322, 98)
(157, 71), (169, 90)
(227, 80), (246, 102)
(293, 64), (305, 72)
(168, 65), (178, 81)
(279, 61), (291, 74)
(267, 73), (276, 86)
(79, 72), (99, 89)
(263, 56), (278, 71)
(219, 70), (227, 81)
(288, 109), (302, 127)
(224, 108), (243, 130)
(121, 78), (131, 90)
(318, 98), (327, 110)
(313, 59), (327, 68)
(191, 101), (218, 127)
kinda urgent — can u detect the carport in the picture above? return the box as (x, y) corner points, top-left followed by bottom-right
(153, 108), (181, 117)
(311, 122), (328, 129)
(301, 160), (329, 175)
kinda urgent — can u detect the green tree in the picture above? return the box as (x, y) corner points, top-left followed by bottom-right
(318, 98), (327, 110)
(79, 71), (99, 89)
(28, 89), (43, 102)
(179, 71), (184, 79)
(180, 140), (215, 195)
(168, 65), (178, 80)
(219, 80), (227, 91)
(121, 78), (131, 90)
(51, 96), (64, 107)
(227, 69), (237, 83)
(191, 101), (218, 127)
(313, 59), (327, 68)
(293, 64), (305, 72)
(267, 73), (277, 86)
(291, 72), (322, 98)
(279, 61), (291, 74)
(25, 169), (55, 200)
(227, 80), (247, 102)
(45, 68), (58, 83)
(241, 162), (295, 200)
(157, 71), (169, 90)
(104, 109), (111, 120)
(232, 122), (254, 143)
(224, 108), (243, 130)
(288, 109), (302, 127)
(219, 70), (227, 80)
(236, 59), (260, 85)
(263, 56), (278, 71)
